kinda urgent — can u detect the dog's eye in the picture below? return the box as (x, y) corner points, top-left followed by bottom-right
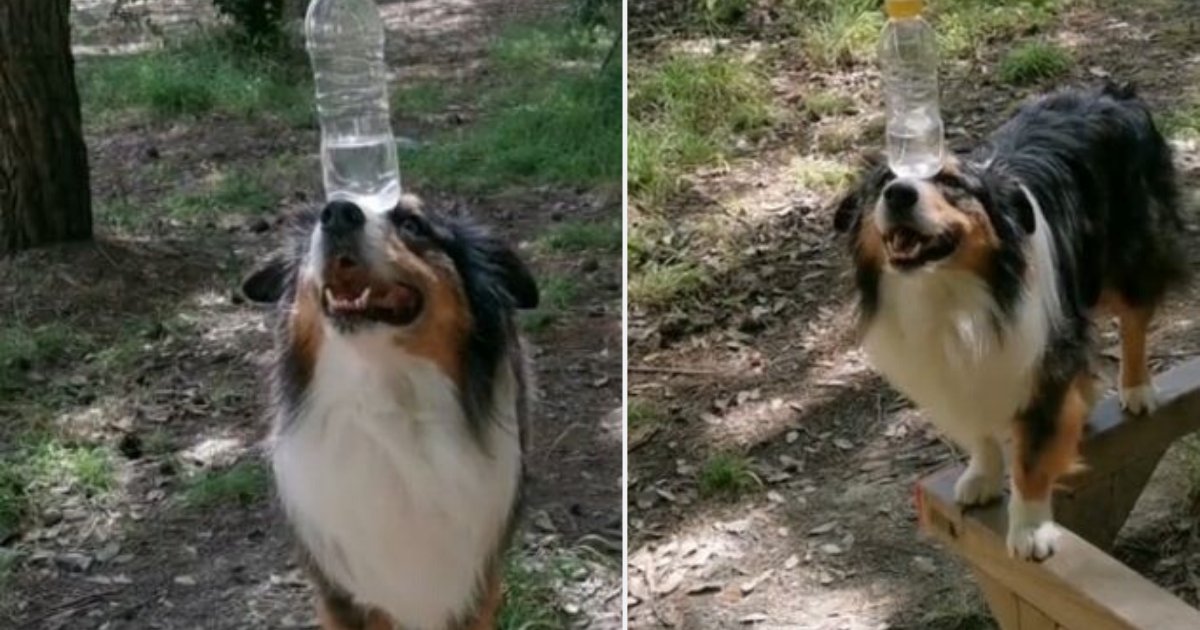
(392, 213), (428, 239)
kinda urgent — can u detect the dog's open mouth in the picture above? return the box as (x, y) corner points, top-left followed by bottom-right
(321, 259), (423, 326)
(883, 226), (960, 270)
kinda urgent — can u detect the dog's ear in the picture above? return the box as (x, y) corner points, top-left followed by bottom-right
(833, 155), (889, 233)
(242, 256), (291, 303)
(494, 246), (539, 310)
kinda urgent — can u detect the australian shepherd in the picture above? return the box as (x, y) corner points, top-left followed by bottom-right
(242, 195), (539, 629)
(833, 83), (1188, 560)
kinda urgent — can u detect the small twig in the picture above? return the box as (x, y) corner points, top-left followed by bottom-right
(630, 365), (724, 376)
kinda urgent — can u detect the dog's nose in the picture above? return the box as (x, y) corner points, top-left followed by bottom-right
(883, 181), (919, 218)
(320, 201), (366, 237)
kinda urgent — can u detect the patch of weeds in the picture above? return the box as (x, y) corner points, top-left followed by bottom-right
(405, 24), (620, 191)
(77, 29), (311, 127)
(630, 55), (772, 208)
(538, 220), (622, 253)
(143, 430), (176, 458)
(998, 41), (1072, 85)
(1160, 102), (1200, 140)
(498, 552), (569, 629)
(915, 582), (992, 630)
(805, 90), (855, 118)
(0, 323), (91, 387)
(520, 275), (578, 333)
(394, 83), (455, 117)
(164, 170), (277, 222)
(28, 442), (115, 497)
(182, 460), (270, 508)
(628, 399), (666, 431)
(0, 462), (29, 537)
(794, 157), (856, 193)
(935, 0), (1063, 60)
(696, 0), (750, 30)
(698, 452), (759, 498)
(629, 262), (709, 310)
(793, 0), (882, 69)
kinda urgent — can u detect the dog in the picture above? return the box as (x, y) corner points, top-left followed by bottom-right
(241, 194), (539, 629)
(833, 83), (1188, 560)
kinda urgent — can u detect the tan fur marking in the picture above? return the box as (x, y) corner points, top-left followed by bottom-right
(382, 238), (471, 385)
(1096, 290), (1155, 391)
(291, 277), (325, 384)
(924, 183), (999, 277)
(461, 572), (503, 630)
(1011, 376), (1088, 501)
(856, 215), (886, 268)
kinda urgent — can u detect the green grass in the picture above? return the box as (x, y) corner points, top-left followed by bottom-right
(794, 0), (882, 68)
(520, 274), (579, 333)
(404, 24), (620, 192)
(498, 553), (569, 629)
(1160, 102), (1200, 140)
(0, 323), (91, 387)
(630, 55), (772, 208)
(181, 460), (270, 509)
(394, 83), (456, 117)
(698, 452), (759, 498)
(98, 169), (278, 229)
(794, 157), (856, 192)
(935, 0), (1063, 60)
(77, 30), (311, 127)
(696, 0), (750, 29)
(538, 220), (622, 253)
(805, 90), (855, 118)
(628, 399), (666, 431)
(629, 262), (710, 309)
(0, 435), (117, 535)
(998, 41), (1073, 85)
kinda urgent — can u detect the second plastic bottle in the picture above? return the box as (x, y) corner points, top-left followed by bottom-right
(306, 0), (401, 214)
(879, 0), (944, 179)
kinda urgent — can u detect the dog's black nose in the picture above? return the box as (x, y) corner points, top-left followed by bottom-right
(883, 182), (919, 214)
(320, 201), (366, 237)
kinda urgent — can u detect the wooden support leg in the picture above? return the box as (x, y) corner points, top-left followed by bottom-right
(972, 568), (1020, 630)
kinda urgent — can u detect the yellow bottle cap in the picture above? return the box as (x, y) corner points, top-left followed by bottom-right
(885, 0), (923, 19)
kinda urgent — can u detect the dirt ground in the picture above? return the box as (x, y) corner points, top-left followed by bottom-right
(0, 1), (621, 628)
(628, 1), (1200, 628)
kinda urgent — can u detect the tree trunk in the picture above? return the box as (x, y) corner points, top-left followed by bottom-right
(0, 0), (92, 255)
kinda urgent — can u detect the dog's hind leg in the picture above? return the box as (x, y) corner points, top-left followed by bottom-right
(1116, 301), (1157, 414)
(1007, 374), (1087, 560)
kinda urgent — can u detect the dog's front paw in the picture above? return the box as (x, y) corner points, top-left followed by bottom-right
(1006, 520), (1060, 560)
(954, 468), (1003, 506)
(1120, 383), (1157, 415)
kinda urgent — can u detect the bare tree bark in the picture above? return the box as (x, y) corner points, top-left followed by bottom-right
(0, 0), (93, 254)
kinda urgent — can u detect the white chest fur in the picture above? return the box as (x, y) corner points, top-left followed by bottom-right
(271, 329), (522, 630)
(861, 191), (1061, 448)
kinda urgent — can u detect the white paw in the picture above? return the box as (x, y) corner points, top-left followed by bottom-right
(954, 468), (1004, 506)
(1120, 383), (1157, 415)
(1006, 520), (1060, 561)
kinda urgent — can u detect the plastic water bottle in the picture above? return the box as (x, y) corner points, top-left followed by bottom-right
(305, 0), (401, 214)
(879, 0), (944, 179)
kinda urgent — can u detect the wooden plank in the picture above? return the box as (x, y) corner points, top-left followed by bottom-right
(1017, 599), (1057, 630)
(917, 472), (1200, 630)
(974, 568), (1020, 630)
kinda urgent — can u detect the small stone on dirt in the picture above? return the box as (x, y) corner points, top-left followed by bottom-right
(655, 570), (685, 595)
(808, 521), (837, 536)
(912, 556), (937, 574)
(174, 575), (197, 586)
(833, 438), (854, 450)
(55, 552), (92, 573)
(784, 554), (800, 570)
(95, 543), (121, 564)
(785, 431), (799, 444)
(819, 543), (842, 556)
(739, 613), (768, 624)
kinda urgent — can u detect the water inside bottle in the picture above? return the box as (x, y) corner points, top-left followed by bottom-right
(322, 134), (401, 214)
(886, 110), (943, 179)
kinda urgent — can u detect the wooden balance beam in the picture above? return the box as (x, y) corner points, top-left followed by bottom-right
(916, 358), (1200, 630)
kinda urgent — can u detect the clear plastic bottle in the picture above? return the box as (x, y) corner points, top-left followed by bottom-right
(879, 0), (944, 179)
(305, 0), (401, 214)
